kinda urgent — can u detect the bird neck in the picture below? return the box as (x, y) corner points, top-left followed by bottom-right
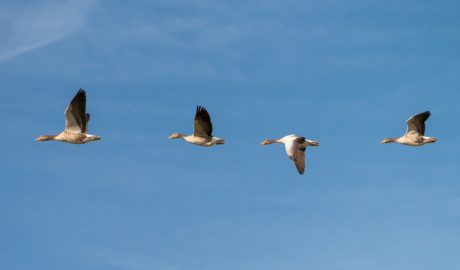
(37, 135), (57, 141)
(268, 138), (283, 144)
(383, 138), (398, 143)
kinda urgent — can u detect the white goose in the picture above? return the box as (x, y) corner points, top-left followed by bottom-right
(261, 134), (319, 175)
(168, 106), (225, 146)
(381, 111), (437, 146)
(36, 89), (101, 144)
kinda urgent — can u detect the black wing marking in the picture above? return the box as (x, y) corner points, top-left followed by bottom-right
(406, 111), (430, 135)
(64, 89), (88, 133)
(289, 137), (306, 175)
(193, 106), (213, 137)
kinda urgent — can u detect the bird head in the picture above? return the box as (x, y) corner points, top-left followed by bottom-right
(168, 133), (183, 139)
(260, 139), (272, 145)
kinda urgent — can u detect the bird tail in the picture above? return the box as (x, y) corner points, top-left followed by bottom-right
(215, 139), (225, 145)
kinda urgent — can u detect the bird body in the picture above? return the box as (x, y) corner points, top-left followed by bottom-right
(261, 134), (319, 175)
(37, 132), (100, 144)
(169, 106), (225, 147)
(36, 89), (101, 144)
(381, 111), (436, 146)
(391, 134), (436, 146)
(170, 133), (225, 146)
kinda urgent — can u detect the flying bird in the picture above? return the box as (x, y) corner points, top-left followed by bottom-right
(261, 134), (319, 175)
(381, 111), (436, 146)
(36, 89), (102, 144)
(168, 106), (225, 146)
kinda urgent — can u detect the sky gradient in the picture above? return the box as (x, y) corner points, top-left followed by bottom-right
(1, 1), (460, 269)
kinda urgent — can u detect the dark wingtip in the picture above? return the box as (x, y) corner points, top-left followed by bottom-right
(196, 106), (211, 119)
(422, 111), (431, 120)
(71, 89), (87, 103)
(196, 105), (207, 112)
(295, 164), (305, 175)
(74, 89), (87, 101)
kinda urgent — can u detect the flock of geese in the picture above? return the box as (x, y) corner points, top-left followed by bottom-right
(36, 89), (438, 175)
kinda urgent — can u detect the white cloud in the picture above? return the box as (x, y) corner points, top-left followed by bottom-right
(0, 0), (93, 63)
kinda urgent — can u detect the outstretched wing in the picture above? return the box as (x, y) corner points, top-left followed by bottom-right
(193, 106), (213, 137)
(64, 89), (88, 134)
(285, 137), (306, 175)
(293, 149), (306, 175)
(406, 111), (430, 136)
(84, 113), (90, 133)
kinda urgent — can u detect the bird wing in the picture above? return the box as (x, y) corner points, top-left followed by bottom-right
(285, 136), (306, 175)
(293, 149), (306, 175)
(64, 89), (88, 134)
(84, 113), (90, 133)
(406, 111), (430, 136)
(193, 106), (213, 137)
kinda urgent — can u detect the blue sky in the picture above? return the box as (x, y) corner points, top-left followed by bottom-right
(1, 0), (460, 269)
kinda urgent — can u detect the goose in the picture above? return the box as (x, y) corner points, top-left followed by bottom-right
(168, 106), (225, 146)
(36, 89), (101, 144)
(381, 111), (436, 146)
(261, 134), (319, 175)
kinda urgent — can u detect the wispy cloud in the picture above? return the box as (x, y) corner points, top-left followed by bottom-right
(83, 249), (179, 270)
(0, 0), (93, 63)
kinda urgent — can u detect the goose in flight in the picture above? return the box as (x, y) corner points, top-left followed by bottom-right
(261, 134), (319, 175)
(381, 111), (436, 146)
(168, 106), (225, 146)
(36, 89), (101, 144)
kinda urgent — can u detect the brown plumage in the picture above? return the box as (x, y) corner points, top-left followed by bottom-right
(36, 89), (101, 144)
(194, 106), (213, 139)
(406, 111), (430, 136)
(65, 89), (90, 133)
(261, 134), (319, 175)
(289, 137), (307, 174)
(168, 106), (225, 146)
(381, 111), (436, 146)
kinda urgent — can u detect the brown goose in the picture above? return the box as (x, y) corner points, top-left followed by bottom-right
(381, 111), (436, 146)
(261, 134), (319, 175)
(36, 89), (101, 144)
(168, 106), (225, 146)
